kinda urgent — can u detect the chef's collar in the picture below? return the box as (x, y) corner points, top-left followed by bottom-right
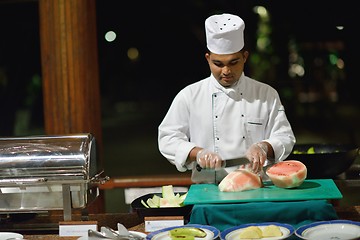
(210, 73), (245, 99)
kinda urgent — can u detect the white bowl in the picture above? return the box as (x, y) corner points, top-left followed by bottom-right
(0, 232), (23, 240)
(295, 220), (360, 240)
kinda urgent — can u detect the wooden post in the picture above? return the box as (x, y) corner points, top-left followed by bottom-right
(38, 0), (104, 213)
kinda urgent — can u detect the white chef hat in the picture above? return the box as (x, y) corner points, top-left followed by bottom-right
(205, 13), (245, 54)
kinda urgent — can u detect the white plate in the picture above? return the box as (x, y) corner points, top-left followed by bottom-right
(146, 224), (220, 240)
(0, 232), (23, 240)
(220, 222), (294, 240)
(295, 220), (360, 240)
(78, 230), (147, 240)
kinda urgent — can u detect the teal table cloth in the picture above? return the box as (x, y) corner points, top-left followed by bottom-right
(188, 200), (338, 232)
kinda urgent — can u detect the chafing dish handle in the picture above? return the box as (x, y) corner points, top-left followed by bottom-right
(90, 170), (110, 184)
(0, 178), (47, 185)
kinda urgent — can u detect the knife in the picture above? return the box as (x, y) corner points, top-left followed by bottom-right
(196, 157), (250, 171)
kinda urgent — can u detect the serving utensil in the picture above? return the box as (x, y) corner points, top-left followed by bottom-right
(88, 229), (108, 239)
(89, 228), (144, 240)
(92, 225), (144, 240)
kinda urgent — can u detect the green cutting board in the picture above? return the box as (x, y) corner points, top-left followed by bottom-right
(184, 179), (342, 205)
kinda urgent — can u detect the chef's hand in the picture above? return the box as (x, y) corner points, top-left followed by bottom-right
(196, 149), (224, 170)
(244, 142), (268, 174)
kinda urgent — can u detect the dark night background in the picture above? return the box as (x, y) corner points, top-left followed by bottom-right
(0, 0), (359, 212)
(0, 0), (359, 172)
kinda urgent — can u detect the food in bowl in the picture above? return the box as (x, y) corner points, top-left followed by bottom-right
(170, 227), (207, 240)
(262, 224), (283, 237)
(239, 226), (262, 239)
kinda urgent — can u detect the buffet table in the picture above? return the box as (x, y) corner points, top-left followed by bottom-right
(0, 205), (356, 239)
(0, 175), (357, 239)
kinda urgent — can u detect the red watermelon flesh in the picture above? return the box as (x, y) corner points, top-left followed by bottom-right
(218, 169), (263, 192)
(266, 160), (307, 188)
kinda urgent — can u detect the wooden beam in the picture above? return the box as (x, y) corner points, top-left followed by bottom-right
(38, 0), (104, 213)
(99, 173), (194, 189)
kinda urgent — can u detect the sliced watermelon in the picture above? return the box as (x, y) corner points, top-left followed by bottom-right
(141, 185), (188, 208)
(218, 169), (262, 192)
(160, 186), (186, 207)
(141, 199), (149, 208)
(147, 197), (159, 208)
(162, 185), (175, 199)
(266, 160), (307, 188)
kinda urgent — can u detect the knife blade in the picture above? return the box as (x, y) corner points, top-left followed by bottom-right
(224, 157), (250, 167)
(196, 157), (250, 171)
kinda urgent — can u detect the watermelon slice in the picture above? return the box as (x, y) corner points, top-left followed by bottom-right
(160, 185), (186, 207)
(266, 160), (307, 188)
(162, 185), (175, 199)
(218, 169), (263, 192)
(146, 195), (160, 208)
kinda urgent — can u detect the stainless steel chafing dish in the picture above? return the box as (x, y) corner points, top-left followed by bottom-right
(0, 133), (108, 221)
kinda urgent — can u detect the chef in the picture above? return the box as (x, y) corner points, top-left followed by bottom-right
(158, 13), (296, 184)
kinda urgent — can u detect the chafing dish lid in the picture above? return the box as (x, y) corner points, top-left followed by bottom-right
(0, 133), (97, 181)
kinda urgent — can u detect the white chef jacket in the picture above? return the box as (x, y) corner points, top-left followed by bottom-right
(158, 73), (296, 183)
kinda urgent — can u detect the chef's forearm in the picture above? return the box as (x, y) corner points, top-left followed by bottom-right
(186, 147), (203, 164)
